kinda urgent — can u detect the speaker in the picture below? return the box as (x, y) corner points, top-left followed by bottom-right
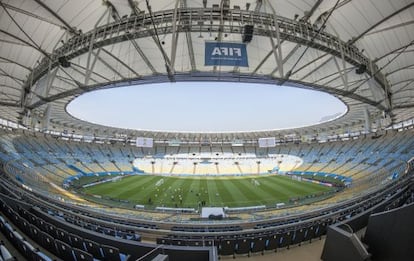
(355, 64), (366, 74)
(243, 25), (254, 43)
(58, 56), (71, 68)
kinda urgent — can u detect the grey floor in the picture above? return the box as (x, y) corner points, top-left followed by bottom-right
(219, 238), (325, 261)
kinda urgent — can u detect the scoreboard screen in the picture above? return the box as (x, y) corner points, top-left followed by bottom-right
(136, 137), (153, 148)
(258, 137), (276, 148)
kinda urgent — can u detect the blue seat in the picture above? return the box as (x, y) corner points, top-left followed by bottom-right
(18, 217), (31, 237)
(265, 233), (279, 251)
(251, 236), (266, 254)
(235, 238), (251, 256)
(56, 228), (71, 245)
(69, 233), (85, 250)
(304, 226), (315, 243)
(83, 239), (103, 260)
(73, 248), (94, 261)
(1, 243), (14, 261)
(56, 239), (76, 261)
(278, 231), (292, 249)
(30, 224), (42, 245)
(101, 244), (129, 261)
(40, 231), (58, 255)
(35, 250), (54, 261)
(291, 228), (306, 246)
(218, 239), (236, 258)
(18, 239), (37, 260)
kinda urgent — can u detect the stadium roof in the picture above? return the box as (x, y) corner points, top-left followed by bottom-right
(0, 0), (413, 140)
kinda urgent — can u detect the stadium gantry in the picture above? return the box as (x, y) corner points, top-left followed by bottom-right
(0, 1), (413, 261)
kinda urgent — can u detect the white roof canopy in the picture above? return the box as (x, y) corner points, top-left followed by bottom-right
(0, 0), (413, 140)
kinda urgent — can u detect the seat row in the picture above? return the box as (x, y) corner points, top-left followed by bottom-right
(0, 197), (129, 261)
(158, 222), (328, 257)
(0, 214), (52, 261)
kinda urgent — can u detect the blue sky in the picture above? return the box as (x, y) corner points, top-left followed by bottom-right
(67, 82), (347, 132)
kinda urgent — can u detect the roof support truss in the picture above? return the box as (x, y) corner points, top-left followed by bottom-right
(101, 47), (140, 78)
(20, 6), (390, 116)
(169, 0), (181, 72)
(127, 0), (157, 74)
(265, 0), (284, 78)
(182, 0), (196, 71)
(0, 56), (31, 71)
(350, 2), (414, 44)
(333, 57), (349, 91)
(32, 0), (77, 35)
(271, 44), (301, 77)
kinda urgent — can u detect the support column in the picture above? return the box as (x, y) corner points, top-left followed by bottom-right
(42, 104), (51, 131)
(363, 107), (371, 133)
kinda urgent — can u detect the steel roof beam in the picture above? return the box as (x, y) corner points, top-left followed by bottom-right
(18, 6), (395, 131)
(270, 44), (300, 76)
(0, 84), (23, 93)
(0, 29), (47, 57)
(373, 42), (414, 63)
(251, 39), (285, 75)
(101, 48), (140, 78)
(169, 0), (181, 72)
(333, 57), (349, 91)
(0, 68), (24, 85)
(266, 0), (284, 78)
(393, 103), (414, 110)
(27, 71), (387, 112)
(127, 0), (157, 74)
(0, 91), (20, 100)
(93, 51), (125, 80)
(349, 2), (414, 44)
(281, 0), (342, 85)
(256, 0), (322, 76)
(32, 0), (77, 35)
(255, 0), (263, 12)
(103, 0), (121, 21)
(0, 101), (20, 107)
(23, 7), (384, 88)
(299, 56), (333, 81)
(129, 39), (157, 74)
(350, 39), (414, 95)
(1, 2), (63, 28)
(70, 63), (110, 82)
(0, 56), (32, 71)
(0, 39), (29, 47)
(315, 67), (353, 86)
(301, 0), (324, 22)
(385, 64), (414, 77)
(213, 1), (227, 73)
(366, 20), (414, 37)
(145, 0), (174, 80)
(182, 0), (196, 72)
(392, 79), (414, 94)
(291, 53), (330, 77)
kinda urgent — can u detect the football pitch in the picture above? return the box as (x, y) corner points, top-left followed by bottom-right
(81, 174), (334, 208)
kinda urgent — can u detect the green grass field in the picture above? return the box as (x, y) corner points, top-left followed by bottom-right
(80, 174), (334, 208)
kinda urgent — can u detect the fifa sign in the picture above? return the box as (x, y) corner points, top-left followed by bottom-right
(211, 46), (242, 56)
(205, 42), (248, 67)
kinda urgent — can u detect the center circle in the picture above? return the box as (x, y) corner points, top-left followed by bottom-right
(67, 82), (347, 132)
